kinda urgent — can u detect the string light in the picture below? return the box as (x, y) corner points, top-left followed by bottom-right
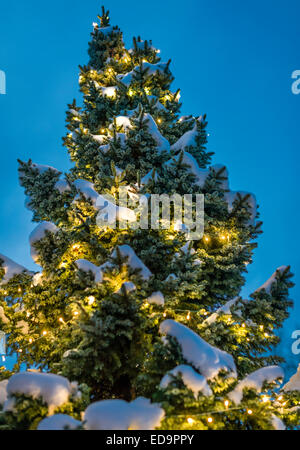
(207, 417), (213, 423)
(73, 311), (79, 317)
(29, 338), (33, 344)
(157, 118), (162, 124)
(187, 417), (194, 425)
(88, 296), (95, 305)
(163, 312), (167, 317)
(247, 409), (253, 415)
(58, 317), (65, 324)
(128, 89), (134, 97)
(186, 312), (191, 320)
(42, 331), (47, 336)
(204, 236), (210, 242)
(224, 400), (229, 408)
(262, 396), (269, 403)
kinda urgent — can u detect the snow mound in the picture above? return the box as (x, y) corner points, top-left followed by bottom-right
(140, 169), (158, 185)
(171, 117), (202, 152)
(165, 152), (209, 188)
(204, 297), (245, 325)
(146, 291), (164, 306)
(111, 245), (152, 280)
(5, 372), (77, 413)
(228, 366), (284, 404)
(54, 179), (71, 194)
(75, 259), (103, 283)
(141, 113), (170, 152)
(224, 191), (256, 224)
(29, 222), (59, 263)
(117, 62), (169, 86)
(271, 415), (286, 430)
(115, 281), (136, 295)
(160, 364), (212, 397)
(255, 266), (288, 294)
(37, 414), (81, 430)
(74, 179), (136, 226)
(0, 379), (8, 405)
(160, 319), (237, 380)
(84, 397), (164, 430)
(283, 364), (300, 392)
(0, 254), (29, 283)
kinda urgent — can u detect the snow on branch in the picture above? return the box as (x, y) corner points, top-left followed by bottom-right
(283, 364), (300, 392)
(0, 253), (31, 283)
(255, 266), (289, 294)
(159, 319), (237, 380)
(83, 397), (164, 430)
(228, 366), (284, 404)
(29, 222), (59, 263)
(160, 364), (212, 398)
(5, 372), (80, 414)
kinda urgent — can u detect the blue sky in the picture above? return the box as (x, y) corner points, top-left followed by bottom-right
(0, 0), (299, 371)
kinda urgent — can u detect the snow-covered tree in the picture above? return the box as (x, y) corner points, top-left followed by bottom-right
(0, 6), (298, 430)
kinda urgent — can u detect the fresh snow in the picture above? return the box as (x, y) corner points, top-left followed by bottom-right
(54, 179), (71, 194)
(74, 179), (136, 225)
(117, 62), (169, 86)
(5, 372), (77, 413)
(283, 364), (300, 392)
(141, 113), (170, 152)
(224, 191), (256, 224)
(271, 415), (286, 430)
(146, 291), (164, 306)
(165, 152), (210, 188)
(0, 379), (8, 405)
(75, 259), (103, 283)
(115, 281), (136, 295)
(171, 117), (203, 152)
(160, 319), (237, 380)
(0, 254), (29, 283)
(110, 245), (152, 280)
(84, 397), (164, 430)
(160, 364), (212, 397)
(255, 266), (288, 294)
(140, 169), (158, 185)
(228, 366), (284, 404)
(29, 222), (59, 263)
(204, 297), (245, 325)
(37, 414), (81, 430)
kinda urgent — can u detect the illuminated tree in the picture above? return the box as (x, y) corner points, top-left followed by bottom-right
(0, 6), (298, 430)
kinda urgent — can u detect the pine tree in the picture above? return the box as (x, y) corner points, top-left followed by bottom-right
(0, 6), (299, 430)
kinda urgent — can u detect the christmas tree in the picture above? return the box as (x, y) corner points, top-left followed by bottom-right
(0, 6), (299, 430)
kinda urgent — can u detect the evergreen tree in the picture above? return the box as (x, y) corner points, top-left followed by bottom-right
(0, 6), (298, 430)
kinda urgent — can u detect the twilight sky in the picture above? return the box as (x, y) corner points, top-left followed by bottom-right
(0, 0), (299, 371)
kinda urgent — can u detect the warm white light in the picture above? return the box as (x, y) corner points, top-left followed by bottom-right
(224, 400), (229, 408)
(88, 296), (96, 305)
(207, 417), (213, 423)
(247, 409), (253, 415)
(187, 417), (194, 424)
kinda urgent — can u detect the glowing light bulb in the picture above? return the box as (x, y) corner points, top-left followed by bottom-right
(42, 331), (47, 336)
(101, 128), (106, 134)
(264, 332), (269, 338)
(59, 317), (64, 323)
(186, 312), (191, 320)
(262, 396), (269, 403)
(207, 417), (213, 423)
(204, 236), (210, 242)
(29, 338), (33, 344)
(156, 49), (161, 54)
(88, 296), (95, 305)
(74, 311), (79, 317)
(18, 349), (23, 353)
(145, 302), (149, 307)
(128, 89), (134, 97)
(163, 312), (167, 317)
(242, 323), (246, 328)
(157, 118), (162, 124)
(18, 287), (22, 293)
(220, 235), (226, 240)
(187, 417), (194, 425)
(224, 400), (229, 408)
(247, 409), (253, 415)
(259, 325), (264, 331)
(277, 396), (283, 402)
